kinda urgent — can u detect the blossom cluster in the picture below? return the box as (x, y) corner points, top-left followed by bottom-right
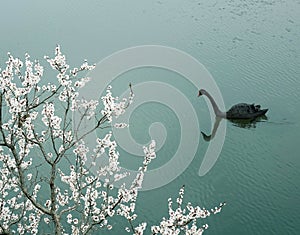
(151, 185), (226, 235)
(101, 84), (134, 128)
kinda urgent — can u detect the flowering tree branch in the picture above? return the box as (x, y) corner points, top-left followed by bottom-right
(0, 46), (224, 235)
(151, 185), (226, 235)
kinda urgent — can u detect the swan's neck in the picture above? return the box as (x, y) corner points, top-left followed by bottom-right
(204, 92), (226, 118)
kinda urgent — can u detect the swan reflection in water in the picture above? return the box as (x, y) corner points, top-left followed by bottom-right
(201, 115), (268, 141)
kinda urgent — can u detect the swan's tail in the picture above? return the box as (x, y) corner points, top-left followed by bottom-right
(261, 109), (268, 116)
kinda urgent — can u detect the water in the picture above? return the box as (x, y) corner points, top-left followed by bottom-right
(1, 0), (300, 234)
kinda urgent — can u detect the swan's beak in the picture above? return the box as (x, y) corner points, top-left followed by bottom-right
(198, 90), (203, 97)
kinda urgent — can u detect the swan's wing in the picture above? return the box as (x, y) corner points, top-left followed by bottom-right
(227, 103), (252, 115)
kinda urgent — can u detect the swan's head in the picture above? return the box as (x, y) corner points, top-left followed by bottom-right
(198, 89), (206, 97)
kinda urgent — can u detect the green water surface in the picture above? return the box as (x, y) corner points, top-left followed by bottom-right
(1, 1), (299, 234)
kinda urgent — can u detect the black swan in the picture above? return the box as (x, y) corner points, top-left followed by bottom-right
(198, 89), (268, 119)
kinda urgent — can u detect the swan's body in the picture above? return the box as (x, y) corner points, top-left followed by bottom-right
(198, 89), (268, 119)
